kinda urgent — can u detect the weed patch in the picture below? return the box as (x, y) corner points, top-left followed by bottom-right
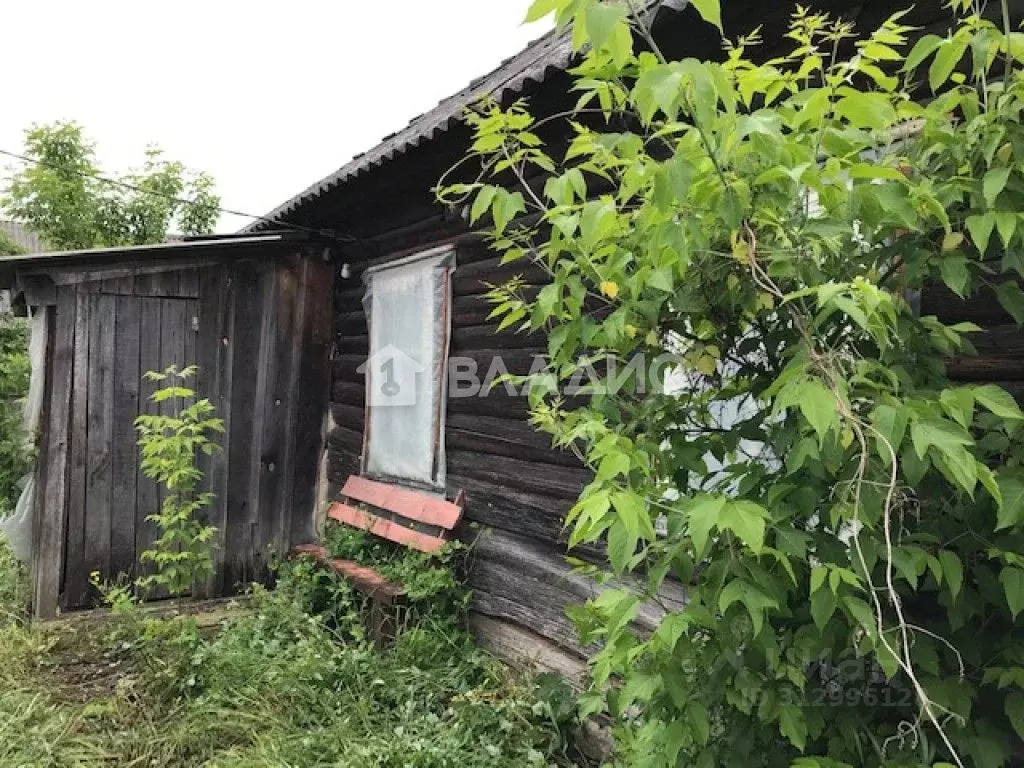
(0, 534), (584, 767)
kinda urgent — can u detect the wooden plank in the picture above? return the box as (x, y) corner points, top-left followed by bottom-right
(258, 257), (302, 558)
(244, 269), (275, 576)
(32, 302), (71, 619)
(341, 476), (463, 529)
(134, 298), (162, 586)
(292, 544), (404, 601)
(332, 381), (365, 407)
(178, 269), (201, 299)
(288, 254), (334, 548)
(62, 287), (91, 609)
(196, 266), (234, 597)
(224, 263), (263, 589)
(446, 412), (583, 467)
(327, 502), (448, 554)
(947, 324), (1024, 380)
(109, 295), (141, 579)
(468, 613), (587, 688)
(83, 294), (116, 585)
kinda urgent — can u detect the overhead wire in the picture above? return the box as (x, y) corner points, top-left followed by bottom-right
(0, 147), (356, 243)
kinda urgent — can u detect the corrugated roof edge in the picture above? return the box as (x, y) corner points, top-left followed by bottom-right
(243, 22), (576, 233)
(245, 1), (690, 234)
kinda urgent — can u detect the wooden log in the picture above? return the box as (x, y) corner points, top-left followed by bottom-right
(330, 402), (365, 432)
(446, 412), (582, 467)
(448, 450), (591, 499)
(947, 323), (1024, 380)
(453, 256), (549, 296)
(920, 283), (1014, 324)
(452, 323), (545, 352)
(335, 334), (369, 354)
(331, 381), (365, 407)
(453, 288), (540, 327)
(447, 472), (574, 545)
(468, 613), (588, 687)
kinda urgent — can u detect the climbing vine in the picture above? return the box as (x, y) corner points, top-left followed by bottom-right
(442, 0), (1024, 765)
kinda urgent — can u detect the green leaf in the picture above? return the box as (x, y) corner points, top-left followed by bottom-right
(966, 213), (996, 256)
(929, 36), (969, 92)
(940, 388), (974, 428)
(903, 33), (943, 71)
(938, 550), (964, 600)
(834, 92), (897, 130)
(1006, 692), (1024, 741)
(939, 254), (969, 298)
(612, 490), (657, 541)
(997, 281), (1024, 324)
(524, 0), (562, 23)
(798, 380), (837, 443)
(688, 0), (722, 32)
(718, 579), (777, 636)
(778, 704), (808, 752)
(810, 565), (827, 595)
(984, 167), (1011, 208)
(686, 495), (726, 557)
(584, 0), (626, 48)
(719, 500), (767, 554)
(870, 404), (908, 467)
(470, 186), (496, 225)
(607, 522), (638, 574)
(910, 418), (973, 461)
(810, 586), (837, 630)
(973, 384), (1024, 420)
(996, 211), (1018, 247)
(1000, 566), (1024, 618)
(997, 470), (1024, 531)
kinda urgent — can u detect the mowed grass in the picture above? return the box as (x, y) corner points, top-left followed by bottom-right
(0, 539), (579, 768)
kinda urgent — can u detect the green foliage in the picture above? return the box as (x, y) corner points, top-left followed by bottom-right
(135, 365), (223, 597)
(0, 536), (578, 767)
(0, 316), (30, 511)
(0, 228), (27, 257)
(2, 121), (220, 250)
(442, 0), (1024, 765)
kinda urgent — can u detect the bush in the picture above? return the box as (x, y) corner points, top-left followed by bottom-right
(0, 315), (30, 511)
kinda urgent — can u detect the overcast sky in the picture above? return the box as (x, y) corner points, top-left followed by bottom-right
(0, 1), (549, 232)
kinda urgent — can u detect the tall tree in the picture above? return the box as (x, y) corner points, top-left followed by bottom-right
(2, 121), (220, 250)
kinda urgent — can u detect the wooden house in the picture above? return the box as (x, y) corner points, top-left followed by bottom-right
(4, 0), (1001, 682)
(0, 234), (333, 618)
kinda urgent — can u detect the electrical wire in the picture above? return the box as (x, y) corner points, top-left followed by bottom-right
(0, 147), (355, 242)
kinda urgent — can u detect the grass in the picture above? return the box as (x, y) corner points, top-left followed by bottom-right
(0, 533), (584, 767)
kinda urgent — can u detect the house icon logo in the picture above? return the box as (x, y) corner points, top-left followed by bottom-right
(357, 344), (425, 407)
